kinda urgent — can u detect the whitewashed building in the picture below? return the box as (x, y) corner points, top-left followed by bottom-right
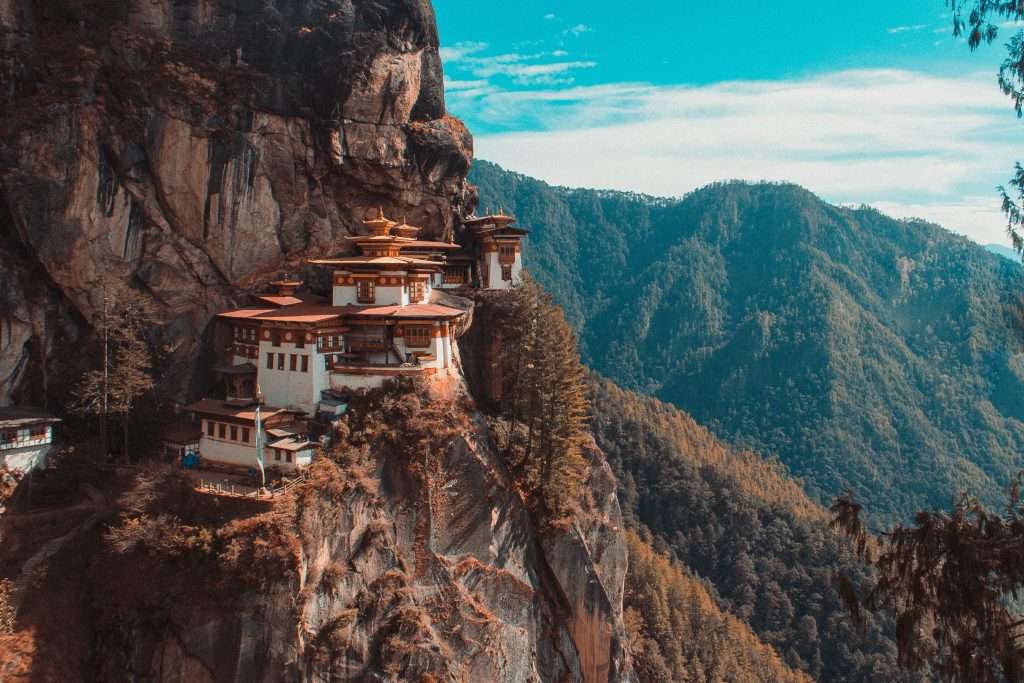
(464, 210), (528, 290)
(184, 208), (528, 472)
(183, 398), (316, 473)
(0, 408), (60, 474)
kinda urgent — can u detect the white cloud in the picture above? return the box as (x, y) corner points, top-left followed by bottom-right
(445, 79), (491, 91)
(563, 24), (592, 37)
(442, 45), (596, 86)
(870, 198), (1011, 245)
(447, 69), (1024, 247)
(544, 13), (556, 20)
(439, 42), (488, 63)
(470, 60), (597, 84)
(888, 24), (929, 34)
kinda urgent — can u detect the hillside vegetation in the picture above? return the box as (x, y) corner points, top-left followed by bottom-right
(472, 160), (1024, 523)
(591, 377), (921, 682)
(625, 530), (812, 683)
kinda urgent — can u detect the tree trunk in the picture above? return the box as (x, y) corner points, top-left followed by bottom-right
(122, 412), (129, 463)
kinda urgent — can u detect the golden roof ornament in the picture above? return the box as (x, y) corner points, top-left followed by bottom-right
(392, 214), (422, 238)
(363, 206), (395, 236)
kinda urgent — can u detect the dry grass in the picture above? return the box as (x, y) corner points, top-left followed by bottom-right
(0, 579), (14, 635)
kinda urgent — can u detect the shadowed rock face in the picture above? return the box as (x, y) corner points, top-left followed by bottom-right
(116, 427), (632, 683)
(0, 0), (474, 403)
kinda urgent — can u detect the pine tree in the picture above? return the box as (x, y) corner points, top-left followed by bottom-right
(501, 274), (590, 520)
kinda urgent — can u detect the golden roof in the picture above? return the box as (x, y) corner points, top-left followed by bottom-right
(363, 207), (396, 236)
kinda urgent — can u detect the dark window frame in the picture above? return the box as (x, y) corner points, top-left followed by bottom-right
(357, 280), (376, 304)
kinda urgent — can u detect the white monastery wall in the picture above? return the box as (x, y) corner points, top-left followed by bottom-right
(256, 340), (327, 414)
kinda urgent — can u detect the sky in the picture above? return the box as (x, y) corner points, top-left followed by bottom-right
(434, 0), (1024, 247)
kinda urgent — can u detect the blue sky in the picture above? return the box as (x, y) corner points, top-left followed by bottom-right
(435, 0), (1024, 246)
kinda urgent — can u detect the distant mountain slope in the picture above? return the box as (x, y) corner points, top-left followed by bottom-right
(471, 160), (1024, 522)
(987, 243), (1021, 262)
(624, 531), (812, 683)
(591, 377), (921, 682)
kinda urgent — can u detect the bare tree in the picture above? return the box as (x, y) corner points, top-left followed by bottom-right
(71, 281), (157, 460)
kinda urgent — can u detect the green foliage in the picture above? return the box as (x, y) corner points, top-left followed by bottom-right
(625, 530), (812, 683)
(589, 377), (925, 682)
(494, 276), (589, 521)
(472, 160), (1024, 525)
(833, 482), (1024, 682)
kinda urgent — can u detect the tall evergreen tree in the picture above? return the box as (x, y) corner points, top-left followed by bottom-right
(500, 274), (589, 520)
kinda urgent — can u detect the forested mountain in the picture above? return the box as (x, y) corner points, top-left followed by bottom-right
(624, 530), (812, 683)
(591, 378), (920, 682)
(472, 160), (1024, 523)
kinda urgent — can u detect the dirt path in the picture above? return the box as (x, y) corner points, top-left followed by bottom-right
(6, 485), (109, 615)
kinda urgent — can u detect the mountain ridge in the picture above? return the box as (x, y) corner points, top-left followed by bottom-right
(471, 159), (1024, 523)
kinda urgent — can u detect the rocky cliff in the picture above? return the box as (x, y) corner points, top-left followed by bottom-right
(1, 380), (632, 682)
(0, 3), (635, 681)
(0, 0), (474, 404)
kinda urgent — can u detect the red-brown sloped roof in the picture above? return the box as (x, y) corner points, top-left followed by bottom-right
(254, 293), (325, 307)
(217, 304), (344, 324)
(183, 399), (291, 422)
(308, 256), (441, 269)
(335, 303), (466, 320)
(161, 422), (203, 444)
(398, 240), (460, 251)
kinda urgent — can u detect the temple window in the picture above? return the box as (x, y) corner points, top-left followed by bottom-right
(207, 421), (215, 437)
(502, 264), (513, 281)
(301, 355), (309, 373)
(230, 426), (238, 441)
(499, 244), (516, 261)
(443, 266), (467, 284)
(218, 423), (226, 439)
(266, 353), (273, 370)
(289, 354), (297, 371)
(357, 280), (376, 304)
(277, 353), (285, 370)
(410, 281), (425, 302)
(242, 428), (250, 443)
(405, 327), (431, 348)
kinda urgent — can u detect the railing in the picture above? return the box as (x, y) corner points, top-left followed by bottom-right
(195, 469), (310, 499)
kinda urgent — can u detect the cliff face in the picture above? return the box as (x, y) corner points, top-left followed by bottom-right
(3, 381), (631, 682)
(0, 0), (473, 404)
(0, 4), (634, 681)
